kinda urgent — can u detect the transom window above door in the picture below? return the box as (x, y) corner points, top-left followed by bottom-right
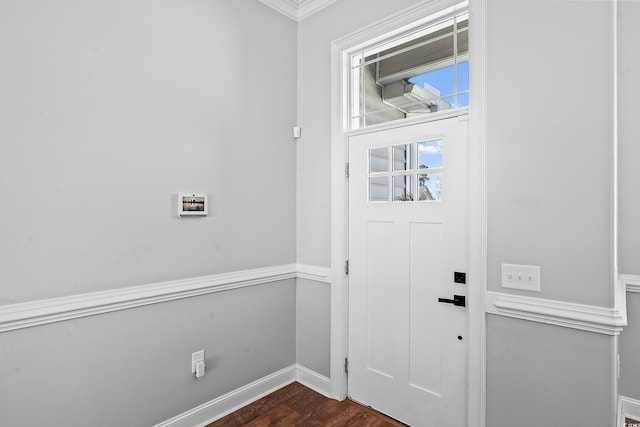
(368, 140), (444, 203)
(350, 1), (468, 129)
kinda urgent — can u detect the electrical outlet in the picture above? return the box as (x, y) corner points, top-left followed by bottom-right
(501, 263), (540, 292)
(191, 350), (204, 373)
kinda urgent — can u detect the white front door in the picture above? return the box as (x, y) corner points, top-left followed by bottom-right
(347, 116), (469, 427)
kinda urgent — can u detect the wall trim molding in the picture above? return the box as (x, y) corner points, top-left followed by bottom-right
(618, 395), (640, 426)
(486, 278), (628, 335)
(155, 365), (297, 427)
(259, 0), (338, 22)
(295, 364), (331, 397)
(296, 264), (331, 283)
(297, 0), (338, 21)
(622, 274), (640, 293)
(154, 364), (329, 427)
(0, 264), (317, 333)
(0, 264), (332, 333)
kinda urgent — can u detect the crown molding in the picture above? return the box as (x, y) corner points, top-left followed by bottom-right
(259, 0), (338, 22)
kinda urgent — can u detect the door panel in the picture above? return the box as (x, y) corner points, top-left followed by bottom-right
(409, 221), (444, 396)
(367, 220), (398, 378)
(348, 116), (468, 427)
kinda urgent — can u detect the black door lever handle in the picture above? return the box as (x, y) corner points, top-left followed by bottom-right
(438, 294), (466, 307)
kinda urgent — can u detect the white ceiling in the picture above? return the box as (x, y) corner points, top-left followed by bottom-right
(259, 0), (338, 21)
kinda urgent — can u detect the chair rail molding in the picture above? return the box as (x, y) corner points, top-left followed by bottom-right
(622, 274), (640, 293)
(486, 275), (629, 335)
(0, 264), (304, 333)
(296, 264), (331, 283)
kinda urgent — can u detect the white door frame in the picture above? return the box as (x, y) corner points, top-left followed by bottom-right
(329, 1), (487, 426)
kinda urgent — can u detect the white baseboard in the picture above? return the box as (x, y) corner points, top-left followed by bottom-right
(619, 395), (640, 426)
(155, 365), (331, 427)
(295, 364), (331, 397)
(155, 366), (297, 427)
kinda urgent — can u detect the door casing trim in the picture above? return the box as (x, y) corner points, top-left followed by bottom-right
(329, 1), (487, 426)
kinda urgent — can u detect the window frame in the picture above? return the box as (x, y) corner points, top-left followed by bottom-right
(348, 1), (470, 130)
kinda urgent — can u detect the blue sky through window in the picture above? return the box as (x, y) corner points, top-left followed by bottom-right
(409, 61), (469, 108)
(418, 140), (443, 169)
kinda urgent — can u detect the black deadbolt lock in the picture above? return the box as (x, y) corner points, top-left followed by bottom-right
(454, 271), (466, 284)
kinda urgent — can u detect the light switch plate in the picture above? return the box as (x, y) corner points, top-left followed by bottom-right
(501, 264), (540, 292)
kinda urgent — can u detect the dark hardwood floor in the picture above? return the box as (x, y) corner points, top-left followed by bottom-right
(207, 382), (640, 426)
(206, 382), (406, 427)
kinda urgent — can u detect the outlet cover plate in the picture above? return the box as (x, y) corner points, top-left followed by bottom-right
(191, 350), (204, 373)
(501, 263), (540, 292)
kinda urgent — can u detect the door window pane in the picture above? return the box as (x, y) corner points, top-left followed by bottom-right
(418, 140), (443, 169)
(393, 144), (415, 171)
(369, 147), (389, 173)
(418, 173), (443, 201)
(369, 177), (389, 202)
(393, 175), (415, 201)
(367, 140), (444, 203)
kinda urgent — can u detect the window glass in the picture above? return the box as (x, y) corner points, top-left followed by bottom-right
(367, 141), (443, 203)
(393, 175), (415, 202)
(369, 177), (389, 202)
(369, 147), (389, 173)
(418, 140), (443, 169)
(393, 144), (415, 171)
(418, 173), (443, 201)
(350, 3), (468, 129)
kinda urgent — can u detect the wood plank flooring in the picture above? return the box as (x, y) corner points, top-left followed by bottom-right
(207, 382), (640, 426)
(206, 382), (406, 427)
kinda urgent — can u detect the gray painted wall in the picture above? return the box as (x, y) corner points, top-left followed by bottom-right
(485, 0), (618, 422)
(487, 315), (614, 427)
(618, 0), (640, 276)
(486, 0), (613, 307)
(297, 0), (624, 425)
(0, 280), (296, 427)
(0, 0), (297, 304)
(0, 1), (297, 426)
(1, 0), (635, 424)
(618, 0), (640, 404)
(620, 293), (640, 401)
(294, 0), (424, 399)
(295, 0), (421, 267)
(296, 278), (330, 377)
